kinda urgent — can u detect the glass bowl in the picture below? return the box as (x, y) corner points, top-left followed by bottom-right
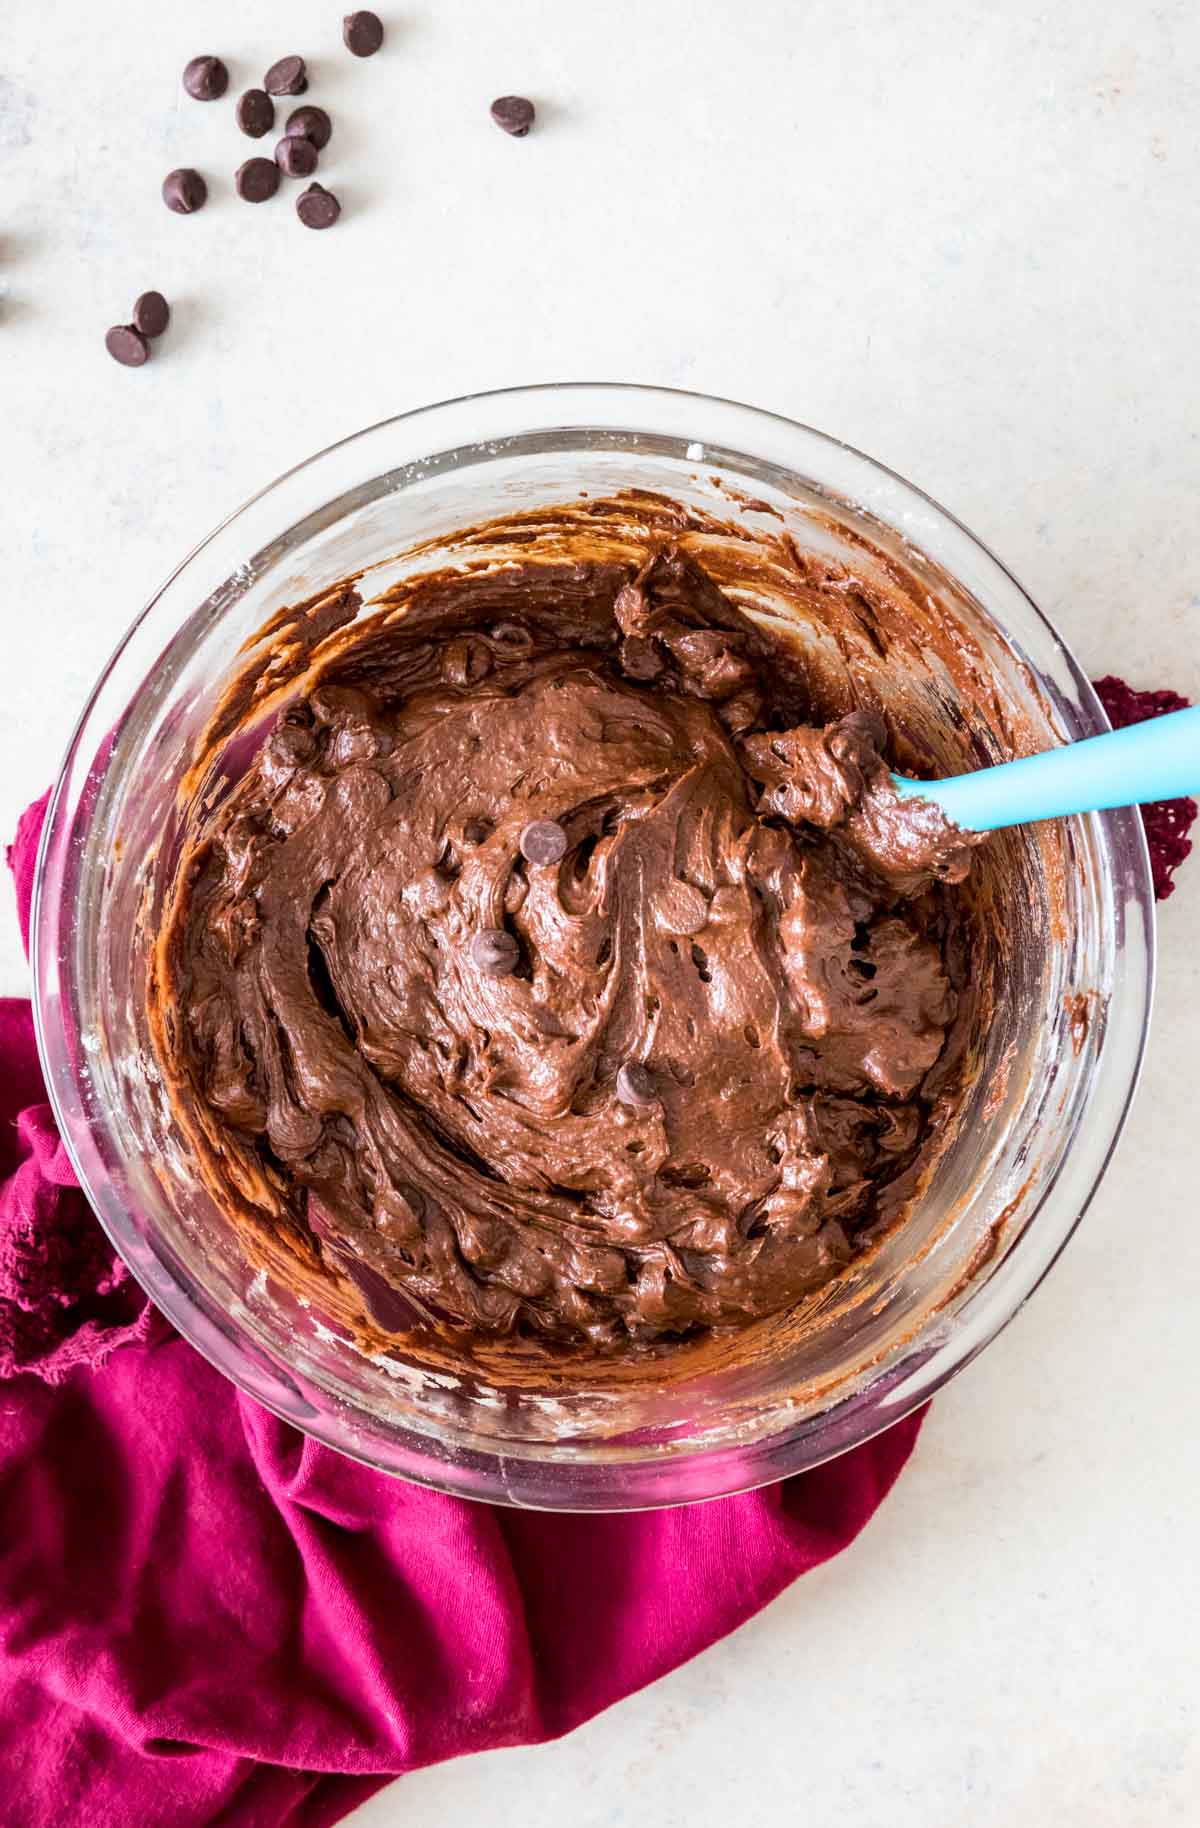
(31, 385), (1154, 1510)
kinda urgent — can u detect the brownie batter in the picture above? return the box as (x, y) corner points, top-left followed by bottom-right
(155, 544), (982, 1353)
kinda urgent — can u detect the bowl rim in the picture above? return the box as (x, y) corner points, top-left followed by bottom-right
(30, 382), (1156, 1509)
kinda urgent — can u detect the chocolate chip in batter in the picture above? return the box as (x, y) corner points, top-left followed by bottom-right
(264, 55), (308, 96)
(490, 95), (535, 137)
(132, 291), (170, 338)
(104, 324), (150, 368)
(343, 10), (384, 56)
(285, 105), (332, 150)
(616, 1062), (658, 1108)
(235, 157), (280, 202)
(183, 55), (229, 101)
(276, 134), (319, 177)
(659, 881), (710, 937)
(519, 820), (568, 865)
(296, 182), (341, 228)
(471, 929), (520, 977)
(162, 168), (208, 214)
(236, 88), (276, 138)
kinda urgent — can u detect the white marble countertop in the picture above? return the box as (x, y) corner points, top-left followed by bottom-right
(5, 1), (1199, 1821)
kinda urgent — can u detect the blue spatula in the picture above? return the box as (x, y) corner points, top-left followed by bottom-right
(892, 705), (1200, 833)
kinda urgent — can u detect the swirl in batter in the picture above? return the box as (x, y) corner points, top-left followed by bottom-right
(156, 545), (980, 1352)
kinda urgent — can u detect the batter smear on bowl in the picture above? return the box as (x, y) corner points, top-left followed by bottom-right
(153, 538), (983, 1353)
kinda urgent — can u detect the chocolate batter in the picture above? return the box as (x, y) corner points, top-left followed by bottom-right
(154, 543), (982, 1353)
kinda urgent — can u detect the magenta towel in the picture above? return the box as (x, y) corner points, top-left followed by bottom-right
(0, 679), (1192, 1828)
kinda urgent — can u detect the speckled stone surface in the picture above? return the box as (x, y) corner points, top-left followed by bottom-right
(4, 3), (1199, 1822)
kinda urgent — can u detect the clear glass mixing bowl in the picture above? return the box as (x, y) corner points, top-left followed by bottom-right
(31, 385), (1154, 1510)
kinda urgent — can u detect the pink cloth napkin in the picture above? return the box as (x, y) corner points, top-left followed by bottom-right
(0, 680), (1192, 1828)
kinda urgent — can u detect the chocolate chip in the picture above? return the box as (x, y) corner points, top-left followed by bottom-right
(182, 55), (228, 101)
(471, 929), (520, 977)
(659, 881), (710, 937)
(162, 168), (207, 214)
(519, 819), (568, 865)
(296, 181), (341, 228)
(236, 88), (275, 138)
(275, 134), (319, 177)
(490, 95), (535, 137)
(285, 105), (332, 150)
(343, 11), (384, 56)
(104, 325), (149, 368)
(132, 291), (170, 338)
(616, 1062), (658, 1108)
(235, 157), (281, 202)
(264, 55), (308, 96)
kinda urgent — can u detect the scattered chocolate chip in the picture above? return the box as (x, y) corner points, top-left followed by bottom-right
(132, 291), (170, 338)
(285, 104), (332, 150)
(276, 133), (319, 177)
(104, 324), (150, 368)
(162, 168), (208, 214)
(463, 818), (493, 846)
(470, 929), (520, 977)
(236, 88), (275, 138)
(520, 820), (568, 866)
(235, 157), (281, 202)
(490, 95), (535, 137)
(182, 55), (229, 101)
(264, 55), (308, 96)
(616, 1062), (658, 1108)
(343, 10), (384, 56)
(296, 181), (341, 228)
